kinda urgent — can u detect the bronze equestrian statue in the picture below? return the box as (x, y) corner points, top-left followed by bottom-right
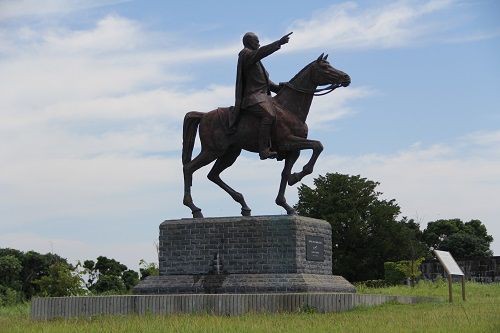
(182, 32), (351, 218)
(231, 32), (292, 160)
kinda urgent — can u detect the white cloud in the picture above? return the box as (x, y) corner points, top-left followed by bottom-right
(285, 0), (454, 52)
(308, 86), (374, 128)
(445, 29), (500, 44)
(0, 0), (128, 21)
(464, 130), (500, 147)
(0, 156), (180, 223)
(43, 15), (143, 54)
(0, 13), (239, 165)
(0, 85), (234, 163)
(139, 43), (240, 64)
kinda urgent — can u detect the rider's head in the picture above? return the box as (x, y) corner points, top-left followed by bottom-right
(243, 32), (260, 50)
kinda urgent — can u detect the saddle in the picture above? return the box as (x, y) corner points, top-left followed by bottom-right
(216, 102), (285, 135)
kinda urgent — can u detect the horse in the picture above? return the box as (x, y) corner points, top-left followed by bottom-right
(182, 53), (351, 218)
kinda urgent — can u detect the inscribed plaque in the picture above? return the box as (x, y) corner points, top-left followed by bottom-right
(306, 235), (324, 261)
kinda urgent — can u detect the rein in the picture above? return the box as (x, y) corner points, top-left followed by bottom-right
(283, 82), (342, 96)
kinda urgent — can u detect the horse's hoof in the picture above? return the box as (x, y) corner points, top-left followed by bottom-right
(192, 210), (204, 218)
(241, 208), (251, 217)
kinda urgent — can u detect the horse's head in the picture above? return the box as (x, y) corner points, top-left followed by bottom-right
(310, 53), (351, 88)
(276, 53), (351, 120)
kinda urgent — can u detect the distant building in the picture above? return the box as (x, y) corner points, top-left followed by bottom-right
(421, 256), (500, 282)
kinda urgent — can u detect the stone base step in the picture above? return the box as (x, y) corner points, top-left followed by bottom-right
(134, 273), (356, 294)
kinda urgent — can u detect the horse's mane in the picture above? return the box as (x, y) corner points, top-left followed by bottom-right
(288, 60), (315, 83)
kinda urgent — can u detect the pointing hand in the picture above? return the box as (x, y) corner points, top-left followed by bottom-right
(279, 32), (293, 45)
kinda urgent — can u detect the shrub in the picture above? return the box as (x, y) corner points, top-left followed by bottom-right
(139, 259), (159, 280)
(384, 262), (406, 285)
(0, 285), (22, 306)
(33, 262), (85, 297)
(384, 258), (425, 285)
(363, 280), (387, 288)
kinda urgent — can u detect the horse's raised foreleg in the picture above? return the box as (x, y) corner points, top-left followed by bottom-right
(207, 148), (252, 216)
(183, 150), (217, 218)
(279, 136), (323, 186)
(275, 151), (300, 215)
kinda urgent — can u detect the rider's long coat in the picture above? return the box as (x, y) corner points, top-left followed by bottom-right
(230, 41), (282, 128)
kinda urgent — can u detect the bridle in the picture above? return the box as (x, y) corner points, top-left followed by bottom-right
(283, 82), (342, 96)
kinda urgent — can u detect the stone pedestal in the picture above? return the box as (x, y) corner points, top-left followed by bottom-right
(134, 215), (355, 294)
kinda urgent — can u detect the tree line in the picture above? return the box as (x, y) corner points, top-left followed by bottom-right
(0, 249), (158, 306)
(295, 173), (493, 282)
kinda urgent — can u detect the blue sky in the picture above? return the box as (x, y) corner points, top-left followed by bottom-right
(1, 0), (499, 269)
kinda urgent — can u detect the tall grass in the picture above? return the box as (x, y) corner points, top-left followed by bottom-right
(1, 282), (499, 333)
(356, 278), (499, 298)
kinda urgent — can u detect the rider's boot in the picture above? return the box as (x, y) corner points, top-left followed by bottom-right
(259, 118), (277, 160)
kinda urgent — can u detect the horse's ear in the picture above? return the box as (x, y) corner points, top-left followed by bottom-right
(323, 54), (328, 60)
(317, 53), (324, 61)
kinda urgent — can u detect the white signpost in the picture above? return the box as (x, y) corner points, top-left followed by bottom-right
(434, 250), (465, 302)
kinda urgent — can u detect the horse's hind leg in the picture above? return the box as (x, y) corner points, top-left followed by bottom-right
(207, 148), (251, 216)
(183, 150), (217, 218)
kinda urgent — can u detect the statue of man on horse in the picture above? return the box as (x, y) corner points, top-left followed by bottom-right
(231, 31), (293, 160)
(182, 32), (351, 218)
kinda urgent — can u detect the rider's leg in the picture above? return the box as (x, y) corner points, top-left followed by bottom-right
(258, 117), (277, 160)
(248, 101), (277, 160)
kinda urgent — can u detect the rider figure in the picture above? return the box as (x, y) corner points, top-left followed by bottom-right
(231, 31), (292, 160)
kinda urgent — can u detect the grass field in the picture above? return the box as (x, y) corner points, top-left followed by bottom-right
(1, 281), (499, 333)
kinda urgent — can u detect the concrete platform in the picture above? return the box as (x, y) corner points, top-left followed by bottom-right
(31, 293), (439, 320)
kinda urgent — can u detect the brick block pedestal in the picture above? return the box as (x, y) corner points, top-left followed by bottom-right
(134, 215), (355, 294)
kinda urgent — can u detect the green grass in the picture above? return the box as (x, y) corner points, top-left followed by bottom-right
(1, 282), (499, 333)
(357, 278), (496, 298)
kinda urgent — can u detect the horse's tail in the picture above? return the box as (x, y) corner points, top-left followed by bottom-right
(182, 111), (204, 165)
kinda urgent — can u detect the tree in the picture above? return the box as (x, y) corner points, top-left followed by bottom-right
(33, 262), (84, 297)
(93, 275), (125, 293)
(0, 254), (24, 306)
(139, 259), (159, 280)
(122, 270), (139, 291)
(94, 256), (127, 277)
(0, 248), (72, 300)
(0, 249), (24, 262)
(82, 260), (98, 289)
(422, 219), (493, 258)
(20, 250), (70, 299)
(0, 255), (22, 289)
(295, 173), (428, 282)
(0, 249), (24, 294)
(83, 256), (139, 294)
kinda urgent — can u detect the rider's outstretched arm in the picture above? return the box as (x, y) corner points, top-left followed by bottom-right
(242, 40), (281, 66)
(243, 32), (292, 66)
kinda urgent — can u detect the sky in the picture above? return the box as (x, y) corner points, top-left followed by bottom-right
(0, 0), (499, 270)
